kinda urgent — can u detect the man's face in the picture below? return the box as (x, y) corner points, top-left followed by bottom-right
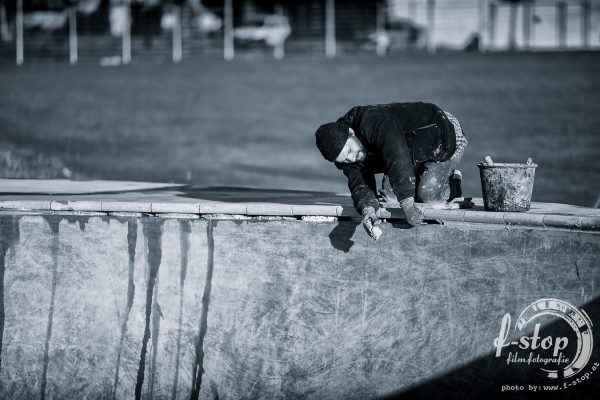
(335, 131), (367, 164)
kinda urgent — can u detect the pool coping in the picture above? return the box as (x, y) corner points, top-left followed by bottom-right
(0, 197), (598, 232)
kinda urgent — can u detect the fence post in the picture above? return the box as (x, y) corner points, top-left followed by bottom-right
(122, 0), (131, 64)
(507, 1), (517, 50)
(556, 1), (567, 49)
(16, 0), (23, 65)
(274, 4), (285, 60)
(69, 6), (78, 65)
(224, 0), (234, 61)
(522, 1), (532, 50)
(426, 0), (436, 54)
(581, 0), (591, 48)
(172, 4), (182, 63)
(325, 0), (336, 58)
(478, 0), (488, 52)
(0, 0), (10, 43)
(488, 1), (497, 50)
(375, 1), (386, 56)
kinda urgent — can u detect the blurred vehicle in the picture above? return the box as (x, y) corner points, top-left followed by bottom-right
(367, 18), (426, 52)
(234, 15), (291, 47)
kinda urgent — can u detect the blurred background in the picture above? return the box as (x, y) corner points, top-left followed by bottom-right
(0, 0), (599, 206)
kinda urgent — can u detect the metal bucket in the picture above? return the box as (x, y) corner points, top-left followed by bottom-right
(478, 162), (537, 212)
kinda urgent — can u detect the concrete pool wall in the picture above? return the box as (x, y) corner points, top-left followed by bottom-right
(0, 181), (599, 399)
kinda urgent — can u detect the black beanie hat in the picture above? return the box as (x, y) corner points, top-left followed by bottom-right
(315, 122), (350, 162)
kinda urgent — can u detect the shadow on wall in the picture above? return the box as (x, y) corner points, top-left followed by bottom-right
(379, 295), (600, 400)
(176, 187), (350, 206)
(328, 221), (415, 252)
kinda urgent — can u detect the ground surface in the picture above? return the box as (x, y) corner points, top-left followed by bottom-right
(1, 52), (599, 206)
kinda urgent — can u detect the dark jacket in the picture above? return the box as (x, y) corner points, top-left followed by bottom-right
(334, 102), (456, 213)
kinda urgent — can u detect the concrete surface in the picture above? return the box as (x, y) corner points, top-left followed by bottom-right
(0, 179), (186, 195)
(0, 181), (599, 399)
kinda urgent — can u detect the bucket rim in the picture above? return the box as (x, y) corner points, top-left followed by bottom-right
(477, 162), (538, 169)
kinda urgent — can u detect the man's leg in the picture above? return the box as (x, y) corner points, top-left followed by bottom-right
(417, 111), (467, 202)
(416, 159), (458, 202)
(381, 111), (467, 204)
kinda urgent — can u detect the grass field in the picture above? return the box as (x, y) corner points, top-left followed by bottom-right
(1, 51), (599, 206)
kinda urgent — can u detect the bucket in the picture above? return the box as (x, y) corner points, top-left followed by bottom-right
(478, 162), (537, 212)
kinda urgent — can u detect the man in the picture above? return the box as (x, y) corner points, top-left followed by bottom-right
(315, 102), (467, 239)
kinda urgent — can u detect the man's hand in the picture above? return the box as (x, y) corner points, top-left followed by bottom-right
(400, 197), (424, 227)
(362, 206), (382, 241)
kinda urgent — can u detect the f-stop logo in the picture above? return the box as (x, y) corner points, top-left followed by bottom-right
(494, 298), (594, 380)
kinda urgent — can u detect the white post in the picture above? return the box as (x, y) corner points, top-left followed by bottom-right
(426, 0), (436, 54)
(0, 0), (10, 43)
(522, 1), (531, 50)
(508, 1), (517, 50)
(477, 0), (488, 52)
(273, 4), (285, 60)
(16, 0), (23, 65)
(488, 1), (497, 50)
(122, 0), (131, 64)
(172, 5), (182, 63)
(556, 1), (567, 49)
(581, 0), (591, 48)
(375, 1), (386, 57)
(325, 0), (336, 58)
(69, 6), (78, 65)
(530, 1), (536, 47)
(224, 0), (234, 61)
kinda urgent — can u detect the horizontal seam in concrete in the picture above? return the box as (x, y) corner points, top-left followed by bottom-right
(291, 205), (340, 216)
(101, 201), (152, 213)
(0, 200), (52, 210)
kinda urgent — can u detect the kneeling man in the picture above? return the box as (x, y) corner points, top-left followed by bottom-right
(315, 102), (467, 238)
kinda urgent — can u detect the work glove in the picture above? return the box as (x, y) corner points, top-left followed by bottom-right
(362, 206), (382, 241)
(400, 197), (424, 227)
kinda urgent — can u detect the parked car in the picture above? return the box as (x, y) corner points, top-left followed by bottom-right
(234, 15), (291, 47)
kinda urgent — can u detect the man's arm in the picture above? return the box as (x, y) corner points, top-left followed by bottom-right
(336, 162), (379, 214)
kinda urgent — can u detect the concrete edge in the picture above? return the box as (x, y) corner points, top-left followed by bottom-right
(1, 200), (599, 232)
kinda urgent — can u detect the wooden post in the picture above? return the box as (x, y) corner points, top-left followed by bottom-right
(325, 0), (336, 58)
(488, 1), (497, 50)
(556, 1), (566, 49)
(478, 0), (488, 52)
(122, 0), (131, 64)
(507, 1), (517, 50)
(581, 0), (591, 48)
(375, 1), (386, 56)
(274, 4), (285, 60)
(69, 6), (78, 65)
(172, 5), (182, 63)
(224, 0), (234, 61)
(426, 0), (436, 54)
(16, 0), (23, 65)
(522, 1), (532, 50)
(530, 0), (536, 47)
(0, 0), (10, 44)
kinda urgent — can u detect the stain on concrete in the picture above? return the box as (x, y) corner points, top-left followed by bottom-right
(0, 215), (20, 373)
(149, 285), (163, 399)
(63, 215), (90, 231)
(190, 219), (216, 400)
(328, 221), (360, 252)
(112, 220), (138, 400)
(40, 216), (60, 400)
(135, 218), (164, 400)
(171, 220), (191, 400)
